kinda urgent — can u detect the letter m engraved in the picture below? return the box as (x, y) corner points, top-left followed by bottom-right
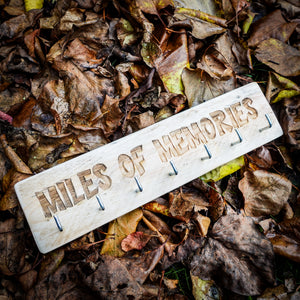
(35, 186), (67, 218)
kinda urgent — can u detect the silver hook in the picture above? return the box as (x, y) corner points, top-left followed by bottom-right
(96, 195), (105, 210)
(259, 114), (272, 132)
(201, 144), (212, 160)
(134, 176), (143, 192)
(169, 160), (178, 176)
(53, 215), (63, 232)
(231, 128), (243, 146)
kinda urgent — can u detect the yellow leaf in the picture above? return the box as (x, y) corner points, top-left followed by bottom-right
(25, 0), (44, 11)
(100, 208), (143, 257)
(200, 156), (244, 182)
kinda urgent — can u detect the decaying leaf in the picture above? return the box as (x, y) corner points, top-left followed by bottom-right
(239, 170), (292, 218)
(182, 68), (235, 107)
(100, 208), (143, 257)
(191, 274), (222, 300)
(190, 214), (275, 295)
(0, 219), (26, 275)
(248, 10), (297, 48)
(255, 38), (300, 77)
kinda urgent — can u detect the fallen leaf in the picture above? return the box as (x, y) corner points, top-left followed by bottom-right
(0, 219), (26, 275)
(182, 68), (235, 107)
(79, 254), (160, 299)
(247, 146), (274, 169)
(239, 170), (292, 218)
(190, 214), (275, 295)
(155, 29), (190, 94)
(248, 10), (297, 48)
(0, 169), (31, 210)
(266, 217), (300, 263)
(100, 208), (143, 257)
(0, 10), (42, 40)
(200, 156), (245, 182)
(38, 249), (65, 281)
(193, 213), (211, 237)
(121, 231), (152, 252)
(0, 134), (32, 175)
(255, 38), (300, 77)
(191, 274), (222, 300)
(280, 97), (300, 149)
(173, 13), (226, 40)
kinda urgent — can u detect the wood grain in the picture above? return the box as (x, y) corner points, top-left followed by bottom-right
(15, 83), (283, 253)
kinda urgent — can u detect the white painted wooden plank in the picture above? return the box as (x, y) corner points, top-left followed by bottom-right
(15, 83), (283, 253)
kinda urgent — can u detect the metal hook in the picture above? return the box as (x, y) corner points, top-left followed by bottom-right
(201, 144), (212, 160)
(231, 128), (243, 146)
(169, 160), (178, 176)
(259, 114), (272, 132)
(53, 215), (63, 232)
(96, 195), (105, 210)
(134, 176), (143, 192)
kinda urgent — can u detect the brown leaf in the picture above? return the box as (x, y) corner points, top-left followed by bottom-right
(38, 249), (65, 281)
(59, 8), (98, 32)
(27, 263), (95, 300)
(79, 254), (159, 299)
(190, 214), (275, 295)
(247, 146), (274, 169)
(121, 231), (152, 252)
(0, 10), (42, 40)
(100, 208), (143, 257)
(239, 170), (292, 218)
(193, 213), (211, 237)
(280, 96), (300, 149)
(173, 13), (226, 40)
(0, 169), (30, 210)
(0, 219), (26, 275)
(100, 95), (123, 137)
(255, 38), (300, 77)
(182, 68), (235, 107)
(208, 182), (225, 222)
(266, 217), (300, 263)
(0, 134), (32, 175)
(248, 10), (297, 48)
(18, 269), (38, 292)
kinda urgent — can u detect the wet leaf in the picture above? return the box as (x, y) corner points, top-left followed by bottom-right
(0, 10), (42, 40)
(175, 7), (227, 28)
(38, 249), (65, 281)
(0, 134), (32, 175)
(121, 231), (152, 252)
(79, 254), (160, 299)
(248, 10), (297, 48)
(0, 219), (26, 275)
(239, 170), (292, 218)
(191, 274), (221, 300)
(255, 38), (300, 77)
(173, 13), (226, 40)
(190, 214), (275, 295)
(183, 68), (235, 107)
(266, 217), (300, 263)
(100, 208), (143, 257)
(0, 170), (30, 210)
(266, 72), (300, 104)
(155, 29), (189, 94)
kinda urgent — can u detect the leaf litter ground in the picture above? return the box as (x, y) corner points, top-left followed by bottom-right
(0, 0), (300, 299)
